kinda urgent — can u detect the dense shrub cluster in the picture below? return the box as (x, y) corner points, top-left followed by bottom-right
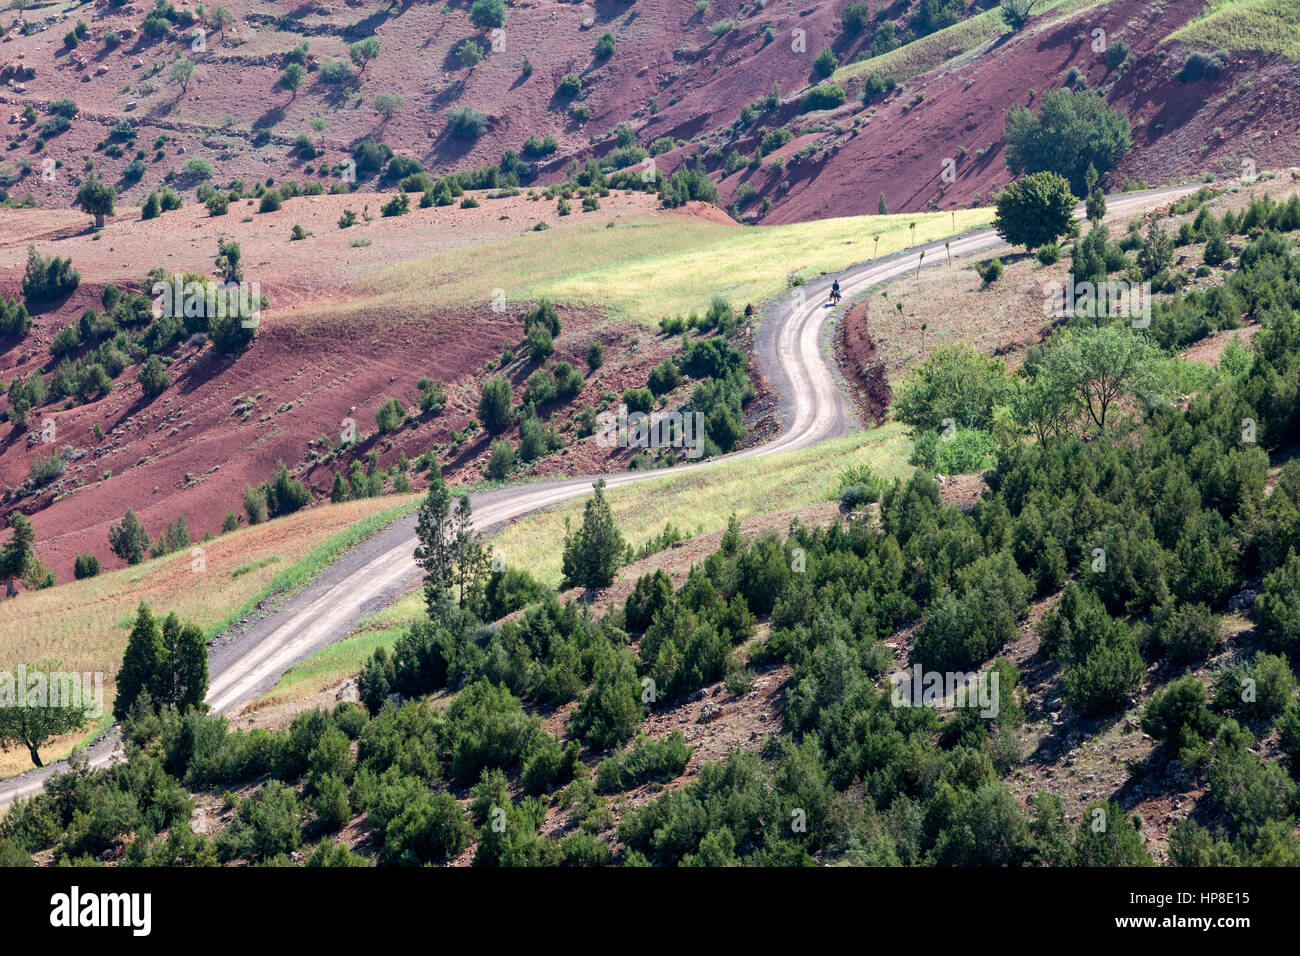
(6, 194), (1300, 869)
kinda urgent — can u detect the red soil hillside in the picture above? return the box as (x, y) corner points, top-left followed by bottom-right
(0, 0), (1293, 223)
(0, 190), (708, 583)
(711, 0), (1300, 222)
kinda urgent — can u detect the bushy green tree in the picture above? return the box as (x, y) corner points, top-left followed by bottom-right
(1038, 325), (1156, 430)
(1256, 552), (1300, 657)
(114, 602), (208, 718)
(894, 342), (1009, 431)
(107, 508), (150, 565)
(75, 174), (116, 228)
(0, 660), (88, 767)
(560, 479), (626, 591)
(469, 0), (506, 29)
(1073, 801), (1153, 866)
(479, 375), (514, 434)
(137, 354), (170, 398)
(993, 171), (1077, 251)
(570, 644), (643, 750)
(1003, 88), (1132, 195)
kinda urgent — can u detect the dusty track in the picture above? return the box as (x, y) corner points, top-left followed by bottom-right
(0, 185), (1195, 807)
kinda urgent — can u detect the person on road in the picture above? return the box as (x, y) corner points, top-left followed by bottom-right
(830, 279), (841, 304)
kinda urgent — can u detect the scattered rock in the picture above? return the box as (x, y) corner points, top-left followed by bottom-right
(1228, 589), (1257, 611)
(336, 677), (359, 703)
(697, 703), (722, 724)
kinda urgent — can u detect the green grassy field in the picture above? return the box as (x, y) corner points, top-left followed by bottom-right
(489, 425), (911, 586)
(832, 0), (1099, 86)
(833, 9), (1008, 85)
(0, 494), (419, 780)
(355, 208), (992, 326)
(1166, 0), (1300, 59)
(254, 425), (914, 708)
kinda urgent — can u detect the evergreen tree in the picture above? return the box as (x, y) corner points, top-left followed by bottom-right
(450, 493), (490, 612)
(1085, 187), (1106, 225)
(115, 603), (163, 719)
(115, 603), (208, 717)
(0, 512), (36, 594)
(414, 480), (455, 617)
(108, 508), (150, 565)
(569, 644), (643, 749)
(330, 472), (349, 503)
(411, 486), (490, 615)
(561, 479), (626, 591)
(158, 611), (209, 712)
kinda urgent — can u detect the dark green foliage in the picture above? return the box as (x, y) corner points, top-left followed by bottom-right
(1003, 89), (1132, 195)
(114, 603), (208, 719)
(470, 0), (506, 29)
(1153, 603), (1221, 668)
(1207, 722), (1297, 838)
(216, 780), (301, 862)
(447, 107), (489, 139)
(993, 171), (1077, 250)
(1142, 674), (1219, 756)
(560, 479), (626, 591)
(659, 165), (718, 208)
(374, 397), (405, 433)
(812, 48), (837, 80)
(0, 296), (30, 337)
(263, 462), (311, 517)
(380, 790), (470, 864)
(624, 569), (673, 632)
(912, 551), (1030, 672)
(107, 508), (150, 565)
(595, 732), (691, 791)
(483, 565), (550, 621)
(352, 139), (393, 175)
(22, 246), (79, 304)
(1257, 552), (1300, 657)
(569, 643), (644, 750)
(1073, 802), (1153, 866)
(137, 355), (170, 398)
(622, 386), (653, 414)
(841, 1), (871, 35)
(479, 375), (515, 434)
(417, 377), (447, 415)
(799, 83), (846, 112)
(1177, 50), (1227, 83)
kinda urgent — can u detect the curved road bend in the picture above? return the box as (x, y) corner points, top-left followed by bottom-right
(0, 185), (1196, 807)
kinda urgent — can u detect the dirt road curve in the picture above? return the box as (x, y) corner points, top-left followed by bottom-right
(0, 186), (1195, 807)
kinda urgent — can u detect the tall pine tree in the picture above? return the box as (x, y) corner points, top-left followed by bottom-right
(158, 612), (209, 711)
(414, 482), (491, 618)
(1, 512), (35, 596)
(561, 479), (626, 591)
(114, 603), (208, 718)
(115, 602), (162, 719)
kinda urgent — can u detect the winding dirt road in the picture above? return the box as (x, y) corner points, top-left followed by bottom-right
(0, 185), (1194, 807)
